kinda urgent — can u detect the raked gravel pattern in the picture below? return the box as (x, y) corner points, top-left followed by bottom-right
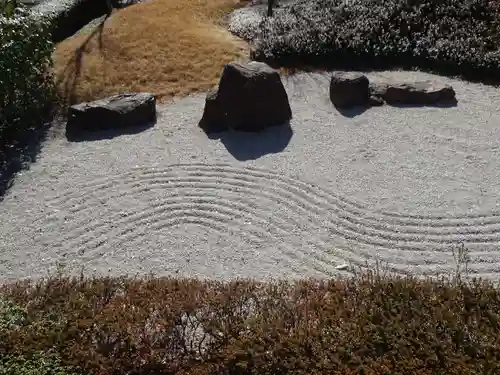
(1, 70), (500, 282)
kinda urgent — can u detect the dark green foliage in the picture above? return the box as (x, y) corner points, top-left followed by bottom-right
(0, 0), (55, 173)
(247, 0), (500, 83)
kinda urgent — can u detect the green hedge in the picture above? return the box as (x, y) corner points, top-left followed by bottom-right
(0, 0), (55, 170)
(241, 0), (500, 84)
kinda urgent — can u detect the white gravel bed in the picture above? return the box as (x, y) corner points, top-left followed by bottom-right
(1, 70), (500, 282)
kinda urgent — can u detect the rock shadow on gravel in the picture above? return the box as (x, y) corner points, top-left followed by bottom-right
(207, 122), (293, 161)
(387, 100), (458, 109)
(335, 105), (370, 118)
(65, 118), (156, 142)
(334, 99), (458, 118)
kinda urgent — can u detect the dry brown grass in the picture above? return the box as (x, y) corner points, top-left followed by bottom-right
(2, 272), (500, 375)
(52, 0), (250, 105)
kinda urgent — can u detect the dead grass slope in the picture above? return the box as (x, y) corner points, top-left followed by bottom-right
(53, 0), (249, 105)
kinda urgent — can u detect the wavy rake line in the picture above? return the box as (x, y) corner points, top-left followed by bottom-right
(118, 200), (355, 270)
(120, 214), (335, 277)
(47, 166), (500, 242)
(49, 200), (500, 276)
(131, 216), (313, 278)
(70, 205), (340, 277)
(62, 194), (299, 244)
(137, 164), (500, 225)
(74, 214), (307, 278)
(68, 203), (270, 251)
(144, 178), (500, 247)
(47, 173), (462, 255)
(150, 167), (500, 240)
(226, 164), (500, 222)
(46, 165), (500, 252)
(79, 169), (500, 246)
(57, 191), (350, 275)
(46, 183), (499, 278)
(47, 163), (500, 224)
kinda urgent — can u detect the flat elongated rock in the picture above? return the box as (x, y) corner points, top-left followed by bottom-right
(199, 61), (292, 133)
(373, 81), (456, 105)
(329, 72), (370, 108)
(67, 93), (156, 132)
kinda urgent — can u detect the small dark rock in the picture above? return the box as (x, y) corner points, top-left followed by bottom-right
(199, 61), (292, 133)
(379, 81), (456, 106)
(67, 93), (156, 133)
(329, 72), (370, 108)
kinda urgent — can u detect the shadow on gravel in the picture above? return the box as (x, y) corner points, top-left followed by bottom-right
(65, 118), (156, 142)
(208, 122), (293, 161)
(388, 100), (458, 109)
(335, 105), (370, 118)
(0, 120), (53, 201)
(335, 99), (458, 118)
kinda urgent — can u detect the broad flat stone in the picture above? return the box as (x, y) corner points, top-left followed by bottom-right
(374, 81), (456, 105)
(67, 93), (156, 132)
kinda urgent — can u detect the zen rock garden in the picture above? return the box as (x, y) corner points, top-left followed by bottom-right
(66, 62), (457, 135)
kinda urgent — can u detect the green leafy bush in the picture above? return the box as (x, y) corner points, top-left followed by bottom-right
(0, 0), (55, 168)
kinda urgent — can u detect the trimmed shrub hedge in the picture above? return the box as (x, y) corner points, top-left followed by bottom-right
(241, 0), (500, 83)
(2, 274), (500, 374)
(0, 0), (55, 175)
